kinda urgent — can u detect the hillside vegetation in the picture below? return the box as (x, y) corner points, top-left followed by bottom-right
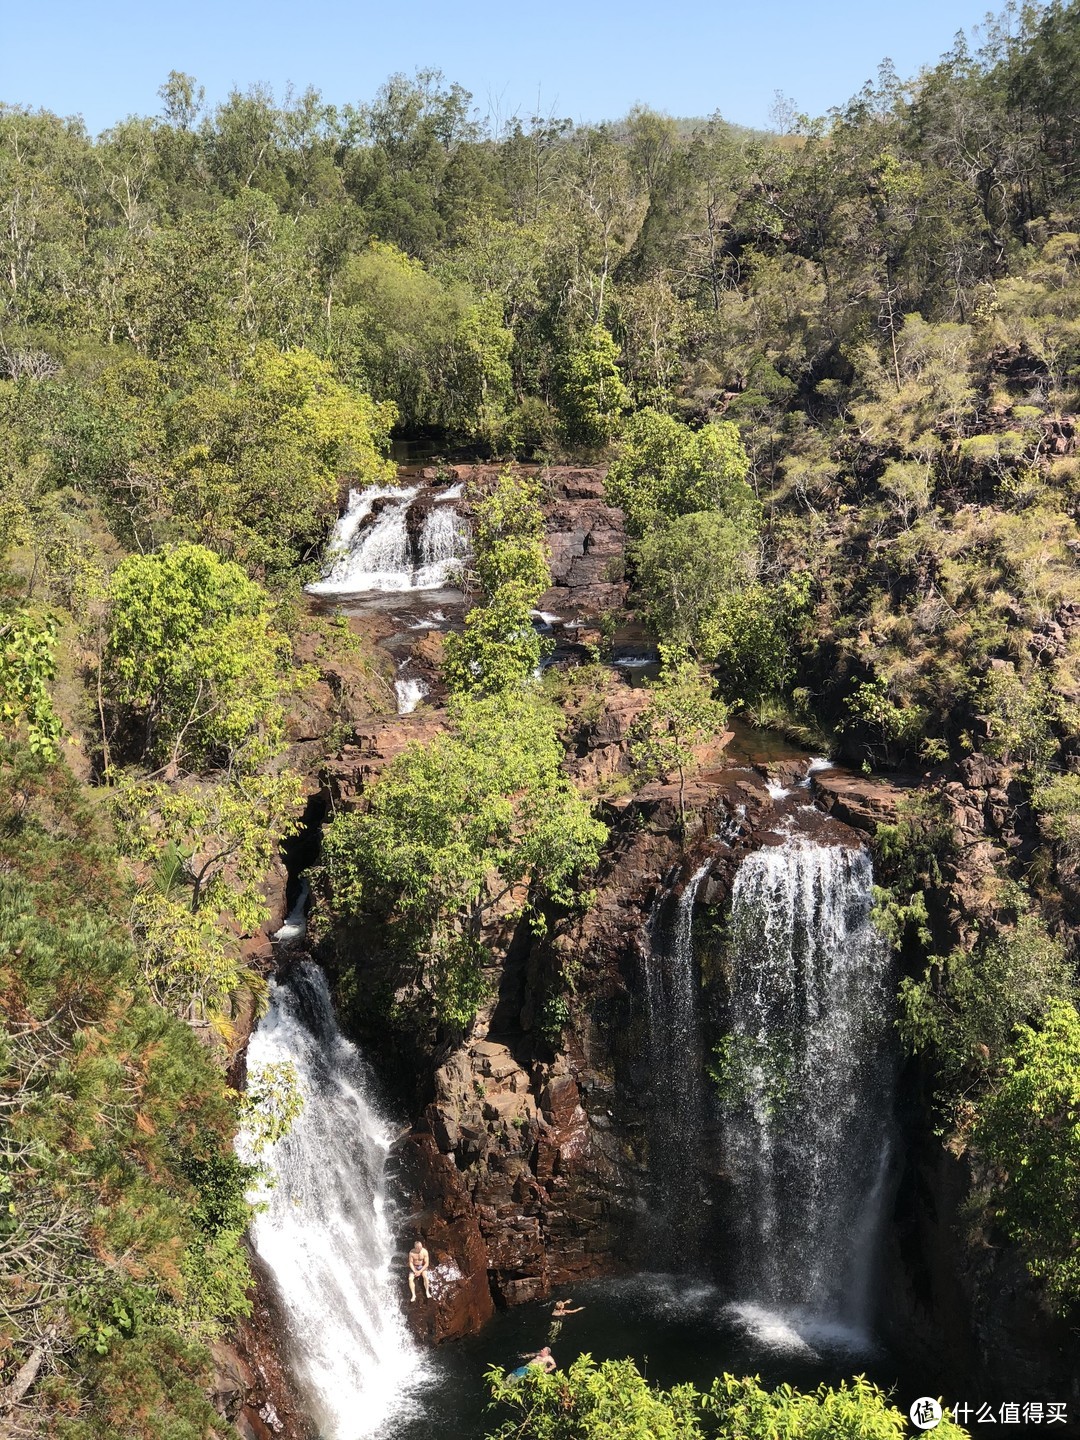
(4, 3), (1080, 1432)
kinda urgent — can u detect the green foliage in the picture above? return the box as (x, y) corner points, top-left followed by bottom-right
(709, 573), (813, 700)
(974, 999), (1080, 1312)
(167, 345), (397, 577)
(710, 1033), (793, 1117)
(629, 653), (729, 826)
(0, 744), (250, 1434)
(486, 1355), (705, 1440)
(605, 409), (754, 538)
(976, 665), (1057, 773)
(633, 512), (759, 661)
(0, 607), (63, 758)
(899, 908), (1074, 1098)
(322, 692), (606, 1027)
(483, 1355), (971, 1440)
(871, 793), (955, 951)
(1033, 771), (1080, 864)
(331, 241), (512, 441)
(444, 468), (552, 696)
(556, 324), (630, 448)
(112, 768), (302, 1022)
(841, 676), (927, 759)
(239, 1061), (304, 1156)
(104, 543), (291, 770)
(704, 1373), (970, 1438)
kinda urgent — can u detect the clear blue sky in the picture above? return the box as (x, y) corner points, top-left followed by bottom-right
(3, 0), (993, 136)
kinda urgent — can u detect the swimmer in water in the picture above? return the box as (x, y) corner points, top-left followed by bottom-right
(548, 1297), (584, 1342)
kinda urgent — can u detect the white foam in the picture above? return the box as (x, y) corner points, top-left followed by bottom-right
(765, 780), (791, 800)
(725, 1301), (875, 1360)
(307, 486), (468, 595)
(272, 877), (309, 943)
(394, 677), (428, 715)
(241, 965), (429, 1437)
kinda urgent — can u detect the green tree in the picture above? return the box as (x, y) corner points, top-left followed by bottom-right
(629, 653), (729, 828)
(103, 543), (291, 771)
(605, 409), (754, 538)
(633, 511), (757, 659)
(444, 468), (552, 696)
(168, 345), (397, 577)
(975, 998), (1080, 1312)
(899, 907), (1074, 1102)
(0, 608), (63, 759)
(555, 323), (629, 448)
(329, 241), (512, 441)
(483, 1355), (971, 1440)
(321, 692), (606, 1027)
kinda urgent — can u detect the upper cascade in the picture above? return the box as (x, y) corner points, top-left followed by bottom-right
(307, 483), (469, 595)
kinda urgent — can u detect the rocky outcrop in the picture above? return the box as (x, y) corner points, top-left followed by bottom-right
(405, 462), (627, 617)
(392, 756), (885, 1324)
(395, 1132), (495, 1343)
(212, 1258), (314, 1440)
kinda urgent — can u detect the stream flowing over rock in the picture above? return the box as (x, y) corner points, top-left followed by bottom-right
(721, 834), (895, 1341)
(307, 484), (468, 594)
(641, 861), (713, 1259)
(243, 963), (426, 1439)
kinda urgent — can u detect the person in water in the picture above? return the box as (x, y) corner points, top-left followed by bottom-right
(407, 1240), (431, 1301)
(510, 1346), (557, 1378)
(548, 1298), (584, 1342)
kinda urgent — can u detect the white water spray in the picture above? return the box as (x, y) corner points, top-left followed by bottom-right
(642, 860), (712, 1255)
(307, 485), (467, 594)
(243, 964), (425, 1437)
(721, 836), (893, 1342)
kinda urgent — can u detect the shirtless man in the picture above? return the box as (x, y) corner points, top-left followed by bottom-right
(527, 1346), (557, 1374)
(407, 1240), (431, 1301)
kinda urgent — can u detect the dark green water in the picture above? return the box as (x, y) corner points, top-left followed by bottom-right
(380, 1275), (923, 1439)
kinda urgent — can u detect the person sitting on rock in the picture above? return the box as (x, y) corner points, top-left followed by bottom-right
(548, 1298), (584, 1342)
(407, 1239), (431, 1301)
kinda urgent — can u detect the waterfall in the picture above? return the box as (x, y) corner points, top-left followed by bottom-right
(394, 675), (429, 715)
(721, 836), (893, 1340)
(414, 504), (468, 589)
(307, 484), (467, 595)
(243, 963), (424, 1437)
(641, 860), (712, 1259)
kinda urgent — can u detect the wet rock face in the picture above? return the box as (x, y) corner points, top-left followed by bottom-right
(393, 760), (887, 1322)
(213, 1259), (315, 1440)
(395, 1132), (495, 1343)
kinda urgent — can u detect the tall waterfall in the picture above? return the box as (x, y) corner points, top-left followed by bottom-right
(721, 836), (893, 1338)
(244, 963), (424, 1437)
(642, 860), (712, 1258)
(307, 484), (468, 595)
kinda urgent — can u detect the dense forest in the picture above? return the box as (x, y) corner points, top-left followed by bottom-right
(4, 2), (1080, 1434)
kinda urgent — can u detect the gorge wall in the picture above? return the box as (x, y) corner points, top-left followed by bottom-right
(214, 466), (1079, 1433)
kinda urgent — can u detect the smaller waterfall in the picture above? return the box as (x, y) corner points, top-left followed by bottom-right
(415, 504), (468, 589)
(721, 836), (894, 1340)
(642, 860), (712, 1258)
(243, 963), (424, 1437)
(394, 675), (429, 715)
(307, 485), (467, 595)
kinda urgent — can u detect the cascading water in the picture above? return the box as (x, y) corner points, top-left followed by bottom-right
(307, 484), (468, 594)
(641, 860), (712, 1258)
(720, 835), (894, 1342)
(415, 504), (468, 589)
(243, 962), (425, 1437)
